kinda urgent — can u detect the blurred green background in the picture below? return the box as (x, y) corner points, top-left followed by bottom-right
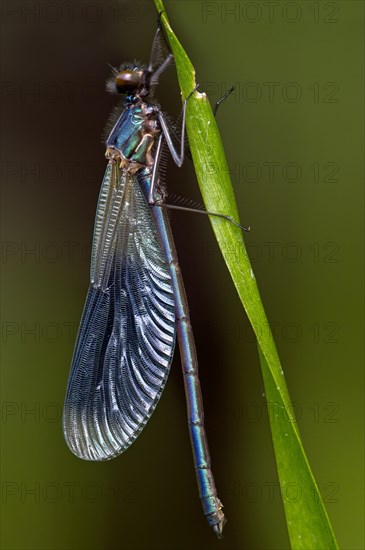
(1, 1), (363, 549)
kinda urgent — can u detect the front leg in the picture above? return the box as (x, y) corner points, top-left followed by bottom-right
(158, 85), (199, 167)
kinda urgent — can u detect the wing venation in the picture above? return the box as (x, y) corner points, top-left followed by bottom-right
(63, 163), (176, 460)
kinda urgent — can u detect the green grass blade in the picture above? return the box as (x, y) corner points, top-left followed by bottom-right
(154, 1), (339, 548)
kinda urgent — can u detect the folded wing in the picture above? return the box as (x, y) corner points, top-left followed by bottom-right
(63, 162), (176, 460)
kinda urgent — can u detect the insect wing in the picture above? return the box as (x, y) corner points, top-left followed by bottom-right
(63, 162), (176, 460)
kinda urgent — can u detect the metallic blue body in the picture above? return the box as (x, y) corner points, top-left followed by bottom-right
(63, 97), (225, 533)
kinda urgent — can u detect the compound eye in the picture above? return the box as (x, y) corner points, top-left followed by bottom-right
(115, 70), (141, 92)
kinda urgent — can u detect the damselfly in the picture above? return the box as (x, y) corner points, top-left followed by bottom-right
(63, 19), (240, 537)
